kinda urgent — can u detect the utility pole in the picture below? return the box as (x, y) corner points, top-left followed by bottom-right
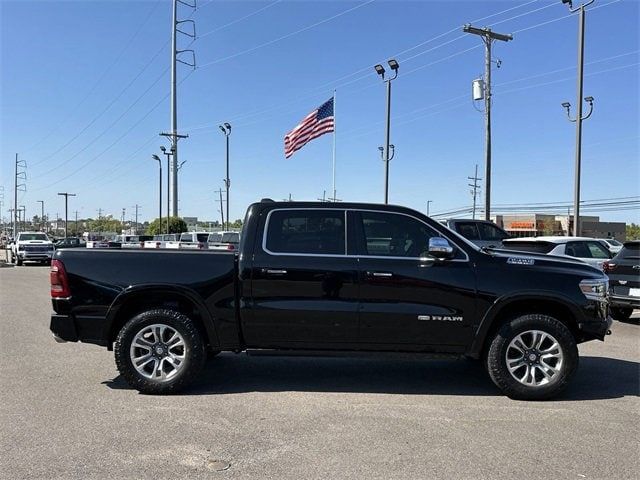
(57, 193), (76, 238)
(463, 25), (512, 221)
(215, 188), (225, 228)
(162, 0), (195, 217)
(151, 155), (163, 234)
(133, 204), (140, 235)
(14, 154), (27, 238)
(374, 60), (399, 204)
(426, 200), (433, 217)
(121, 208), (126, 234)
(74, 210), (79, 237)
(468, 164), (482, 220)
(37, 200), (44, 231)
(561, 0), (595, 237)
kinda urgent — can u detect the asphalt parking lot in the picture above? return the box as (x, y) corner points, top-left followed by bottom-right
(1, 264), (638, 480)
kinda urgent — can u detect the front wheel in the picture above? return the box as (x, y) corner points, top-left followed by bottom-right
(486, 314), (578, 400)
(114, 309), (205, 394)
(15, 257), (22, 266)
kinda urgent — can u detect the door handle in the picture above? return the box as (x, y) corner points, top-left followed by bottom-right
(264, 269), (287, 275)
(368, 271), (393, 278)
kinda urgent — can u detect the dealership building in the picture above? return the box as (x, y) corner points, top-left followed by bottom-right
(493, 214), (626, 240)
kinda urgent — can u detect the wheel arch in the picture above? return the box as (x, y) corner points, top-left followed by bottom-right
(467, 292), (583, 359)
(104, 285), (220, 351)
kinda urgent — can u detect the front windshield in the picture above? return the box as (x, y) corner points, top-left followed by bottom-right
(19, 233), (49, 241)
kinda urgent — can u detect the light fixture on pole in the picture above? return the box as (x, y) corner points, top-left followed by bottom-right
(151, 154), (163, 235)
(219, 123), (231, 230)
(374, 59), (399, 204)
(561, 0), (595, 237)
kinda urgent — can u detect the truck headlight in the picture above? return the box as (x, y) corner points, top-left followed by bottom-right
(18, 245), (24, 251)
(579, 279), (608, 301)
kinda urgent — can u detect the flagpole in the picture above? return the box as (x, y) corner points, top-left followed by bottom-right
(332, 89), (336, 201)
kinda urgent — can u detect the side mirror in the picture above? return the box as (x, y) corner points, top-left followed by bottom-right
(428, 237), (455, 259)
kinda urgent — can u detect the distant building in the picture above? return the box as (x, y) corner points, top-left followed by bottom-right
(493, 214), (625, 240)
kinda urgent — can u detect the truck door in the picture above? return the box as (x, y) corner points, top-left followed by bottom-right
(354, 210), (477, 349)
(245, 208), (359, 347)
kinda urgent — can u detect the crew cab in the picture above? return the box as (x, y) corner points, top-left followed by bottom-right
(49, 201), (612, 400)
(10, 232), (54, 265)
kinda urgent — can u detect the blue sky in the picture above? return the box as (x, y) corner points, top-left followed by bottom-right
(1, 0), (638, 224)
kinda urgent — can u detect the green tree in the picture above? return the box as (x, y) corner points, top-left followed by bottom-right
(230, 219), (243, 229)
(626, 223), (640, 241)
(87, 218), (122, 233)
(146, 217), (187, 235)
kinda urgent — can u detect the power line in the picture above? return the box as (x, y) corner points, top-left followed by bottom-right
(31, 67), (169, 180)
(26, 0), (165, 157)
(198, 0), (376, 68)
(198, 0), (284, 38)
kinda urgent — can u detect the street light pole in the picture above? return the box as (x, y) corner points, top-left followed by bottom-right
(427, 200), (433, 217)
(152, 155), (162, 235)
(374, 60), (399, 204)
(57, 192), (76, 238)
(561, 0), (595, 237)
(37, 200), (44, 232)
(219, 123), (231, 230)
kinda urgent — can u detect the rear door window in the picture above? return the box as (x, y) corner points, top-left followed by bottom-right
(180, 233), (193, 242)
(455, 222), (480, 241)
(477, 223), (509, 241)
(566, 241), (591, 258)
(265, 209), (345, 255)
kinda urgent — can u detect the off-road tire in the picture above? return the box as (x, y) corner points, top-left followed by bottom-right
(114, 309), (205, 394)
(486, 314), (578, 400)
(610, 307), (633, 322)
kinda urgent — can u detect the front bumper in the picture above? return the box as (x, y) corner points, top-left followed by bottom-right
(17, 251), (53, 260)
(610, 294), (640, 309)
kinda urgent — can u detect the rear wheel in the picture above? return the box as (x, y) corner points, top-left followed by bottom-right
(114, 309), (205, 394)
(486, 314), (578, 400)
(610, 307), (633, 322)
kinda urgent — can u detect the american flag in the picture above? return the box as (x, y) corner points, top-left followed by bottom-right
(284, 97), (334, 158)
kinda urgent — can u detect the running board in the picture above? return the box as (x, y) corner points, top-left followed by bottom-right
(244, 349), (461, 360)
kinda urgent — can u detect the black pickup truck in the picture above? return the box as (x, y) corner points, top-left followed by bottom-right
(50, 200), (612, 399)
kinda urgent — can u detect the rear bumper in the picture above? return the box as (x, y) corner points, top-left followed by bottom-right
(50, 313), (106, 346)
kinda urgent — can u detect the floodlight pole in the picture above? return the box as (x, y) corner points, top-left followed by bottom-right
(219, 123), (231, 230)
(463, 25), (513, 221)
(374, 60), (399, 204)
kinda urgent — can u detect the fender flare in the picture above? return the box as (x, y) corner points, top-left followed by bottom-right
(103, 284), (220, 349)
(467, 290), (584, 358)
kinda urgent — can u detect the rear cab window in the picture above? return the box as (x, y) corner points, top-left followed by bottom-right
(454, 222), (480, 241)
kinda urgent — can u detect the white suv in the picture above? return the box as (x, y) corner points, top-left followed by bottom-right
(10, 232), (55, 266)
